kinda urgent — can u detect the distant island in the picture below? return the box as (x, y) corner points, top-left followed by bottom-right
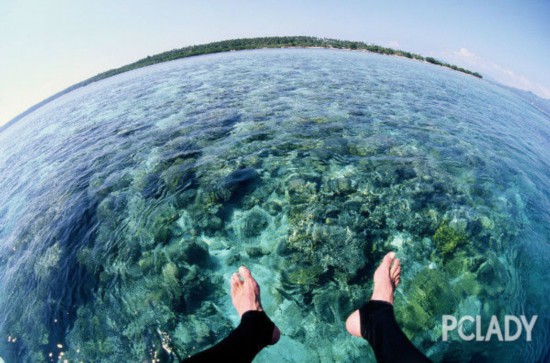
(87, 36), (483, 82)
(1, 36), (482, 131)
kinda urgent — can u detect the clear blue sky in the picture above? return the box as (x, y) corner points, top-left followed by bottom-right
(1, 0), (549, 125)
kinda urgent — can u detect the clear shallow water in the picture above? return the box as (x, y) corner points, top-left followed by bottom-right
(0, 49), (549, 362)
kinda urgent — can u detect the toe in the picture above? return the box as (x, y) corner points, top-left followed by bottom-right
(230, 273), (242, 294)
(239, 266), (260, 290)
(390, 258), (400, 279)
(381, 251), (396, 269)
(393, 257), (400, 269)
(232, 272), (241, 284)
(395, 265), (401, 277)
(391, 269), (400, 283)
(238, 266), (253, 280)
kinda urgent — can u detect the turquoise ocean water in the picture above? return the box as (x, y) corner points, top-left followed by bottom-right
(0, 49), (549, 362)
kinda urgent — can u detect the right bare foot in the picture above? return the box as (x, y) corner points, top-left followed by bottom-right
(345, 252), (401, 337)
(370, 251), (400, 304)
(230, 266), (281, 344)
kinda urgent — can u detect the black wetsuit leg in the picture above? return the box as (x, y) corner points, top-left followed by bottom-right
(183, 310), (275, 363)
(360, 300), (432, 363)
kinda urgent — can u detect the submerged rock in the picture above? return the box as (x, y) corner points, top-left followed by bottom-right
(221, 168), (260, 192)
(33, 243), (61, 280)
(286, 175), (319, 204)
(203, 168), (261, 208)
(324, 177), (354, 195)
(245, 246), (267, 258)
(395, 167), (417, 182)
(396, 268), (456, 334)
(432, 221), (468, 259)
(136, 173), (166, 199)
(162, 161), (196, 193)
(181, 240), (210, 267)
(285, 264), (325, 286)
(312, 287), (353, 324)
(233, 206), (270, 238)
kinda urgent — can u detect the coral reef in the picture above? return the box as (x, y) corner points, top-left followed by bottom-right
(0, 49), (544, 362)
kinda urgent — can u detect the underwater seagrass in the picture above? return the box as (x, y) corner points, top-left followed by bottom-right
(0, 49), (549, 362)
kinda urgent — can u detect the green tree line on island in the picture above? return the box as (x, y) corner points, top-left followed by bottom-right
(83, 36), (482, 86)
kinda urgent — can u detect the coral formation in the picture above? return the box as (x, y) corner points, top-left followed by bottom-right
(0, 49), (543, 362)
(432, 221), (468, 259)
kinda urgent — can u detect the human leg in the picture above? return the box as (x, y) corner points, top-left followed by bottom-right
(346, 253), (431, 363)
(183, 267), (280, 363)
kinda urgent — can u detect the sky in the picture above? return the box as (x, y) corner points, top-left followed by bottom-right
(1, 0), (549, 126)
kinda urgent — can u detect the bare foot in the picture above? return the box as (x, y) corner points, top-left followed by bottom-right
(345, 252), (401, 337)
(230, 266), (281, 344)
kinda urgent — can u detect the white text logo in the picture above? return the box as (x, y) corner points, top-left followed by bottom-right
(442, 315), (538, 342)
